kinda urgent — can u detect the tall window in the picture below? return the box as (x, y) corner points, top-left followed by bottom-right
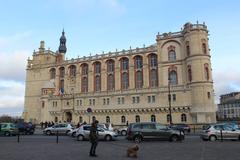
(204, 64), (209, 80)
(169, 70), (177, 85)
(79, 116), (83, 123)
(151, 115), (156, 122)
(50, 68), (56, 79)
(95, 62), (101, 74)
(121, 116), (126, 123)
(59, 67), (65, 78)
(81, 77), (88, 92)
(69, 65), (76, 77)
(60, 79), (64, 92)
(136, 71), (143, 89)
(149, 54), (158, 87)
(135, 115), (140, 122)
(106, 116), (110, 123)
(134, 56), (143, 89)
(202, 43), (207, 54)
(107, 60), (115, 91)
(95, 76), (101, 91)
(107, 60), (114, 72)
(188, 65), (192, 82)
(82, 64), (88, 75)
(167, 114), (171, 123)
(168, 50), (176, 61)
(122, 72), (129, 90)
(181, 114), (187, 122)
(186, 41), (190, 56)
(135, 56), (142, 69)
(121, 58), (129, 70)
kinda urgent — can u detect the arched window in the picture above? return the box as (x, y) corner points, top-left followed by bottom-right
(188, 65), (192, 82)
(149, 54), (158, 87)
(81, 77), (88, 92)
(202, 43), (207, 54)
(121, 58), (129, 70)
(169, 70), (177, 85)
(167, 114), (171, 123)
(151, 115), (156, 122)
(54, 117), (58, 123)
(106, 116), (110, 123)
(95, 62), (101, 74)
(135, 115), (140, 122)
(50, 68), (56, 79)
(121, 116), (126, 123)
(122, 72), (129, 90)
(149, 54), (158, 67)
(82, 64), (88, 75)
(135, 56), (142, 69)
(186, 45), (190, 56)
(107, 60), (114, 72)
(181, 114), (187, 122)
(204, 64), (209, 80)
(107, 74), (114, 91)
(79, 116), (83, 123)
(59, 67), (65, 78)
(69, 65), (76, 77)
(59, 79), (64, 93)
(135, 71), (143, 89)
(95, 75), (101, 92)
(168, 50), (176, 61)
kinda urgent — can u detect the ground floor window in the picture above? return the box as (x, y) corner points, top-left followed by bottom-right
(151, 115), (156, 122)
(106, 116), (110, 123)
(135, 115), (140, 122)
(121, 116), (126, 123)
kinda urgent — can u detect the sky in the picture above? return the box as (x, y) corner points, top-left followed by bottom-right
(0, 0), (240, 116)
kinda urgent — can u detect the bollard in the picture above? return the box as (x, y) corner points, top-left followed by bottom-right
(17, 132), (20, 143)
(220, 129), (223, 142)
(56, 131), (59, 144)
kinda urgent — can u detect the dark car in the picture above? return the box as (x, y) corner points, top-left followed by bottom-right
(126, 122), (184, 142)
(169, 123), (191, 133)
(17, 122), (35, 135)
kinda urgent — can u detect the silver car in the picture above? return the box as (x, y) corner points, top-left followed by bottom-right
(43, 123), (74, 135)
(76, 125), (118, 141)
(200, 123), (240, 141)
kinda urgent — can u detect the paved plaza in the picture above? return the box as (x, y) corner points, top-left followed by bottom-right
(0, 134), (240, 160)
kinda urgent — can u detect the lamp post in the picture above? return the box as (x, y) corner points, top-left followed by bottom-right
(168, 77), (173, 125)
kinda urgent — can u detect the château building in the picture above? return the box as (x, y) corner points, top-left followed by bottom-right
(23, 22), (216, 125)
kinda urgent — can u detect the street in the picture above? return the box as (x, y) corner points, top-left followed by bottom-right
(0, 134), (240, 160)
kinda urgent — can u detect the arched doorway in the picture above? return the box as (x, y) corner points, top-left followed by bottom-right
(65, 112), (72, 122)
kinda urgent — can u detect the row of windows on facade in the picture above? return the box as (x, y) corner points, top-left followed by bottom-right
(53, 63), (210, 93)
(51, 94), (178, 107)
(76, 114), (187, 124)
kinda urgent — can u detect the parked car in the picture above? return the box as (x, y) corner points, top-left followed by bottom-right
(67, 127), (80, 137)
(169, 123), (191, 133)
(0, 123), (18, 136)
(200, 123), (240, 141)
(16, 122), (35, 135)
(117, 127), (128, 136)
(43, 123), (74, 135)
(98, 123), (114, 131)
(127, 122), (184, 142)
(76, 124), (118, 141)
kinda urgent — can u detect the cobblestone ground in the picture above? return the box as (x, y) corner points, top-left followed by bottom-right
(0, 135), (240, 160)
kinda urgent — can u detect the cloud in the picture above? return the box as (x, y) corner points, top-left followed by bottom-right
(213, 69), (240, 103)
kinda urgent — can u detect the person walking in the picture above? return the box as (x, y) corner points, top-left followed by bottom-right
(89, 120), (99, 157)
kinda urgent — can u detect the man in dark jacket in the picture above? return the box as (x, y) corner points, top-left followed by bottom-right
(89, 120), (99, 157)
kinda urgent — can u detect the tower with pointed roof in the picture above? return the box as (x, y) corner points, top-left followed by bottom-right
(58, 29), (67, 54)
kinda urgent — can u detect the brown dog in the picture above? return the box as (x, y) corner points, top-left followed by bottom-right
(127, 144), (139, 158)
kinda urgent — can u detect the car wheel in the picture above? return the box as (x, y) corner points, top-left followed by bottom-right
(121, 130), (127, 136)
(209, 135), (217, 141)
(72, 132), (76, 137)
(46, 130), (51, 135)
(134, 135), (142, 143)
(66, 130), (70, 135)
(77, 135), (84, 141)
(4, 131), (10, 136)
(105, 135), (112, 141)
(170, 135), (179, 142)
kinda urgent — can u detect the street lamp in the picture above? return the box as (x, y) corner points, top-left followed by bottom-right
(168, 77), (172, 125)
